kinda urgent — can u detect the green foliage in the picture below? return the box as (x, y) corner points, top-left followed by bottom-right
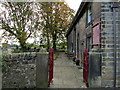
(56, 42), (67, 47)
(0, 2), (41, 51)
(1, 2), (74, 52)
(26, 43), (40, 48)
(54, 52), (59, 60)
(43, 44), (51, 48)
(39, 2), (74, 51)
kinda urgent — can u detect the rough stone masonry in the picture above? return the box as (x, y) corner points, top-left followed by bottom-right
(2, 52), (48, 88)
(101, 2), (120, 87)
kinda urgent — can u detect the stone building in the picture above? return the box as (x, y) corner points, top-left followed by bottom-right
(66, 1), (120, 88)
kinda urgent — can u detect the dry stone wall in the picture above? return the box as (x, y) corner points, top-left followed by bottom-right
(2, 52), (48, 88)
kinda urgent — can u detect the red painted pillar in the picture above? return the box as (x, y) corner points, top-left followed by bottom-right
(83, 49), (89, 87)
(48, 48), (54, 87)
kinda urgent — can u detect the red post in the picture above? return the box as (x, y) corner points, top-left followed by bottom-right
(48, 48), (54, 87)
(83, 49), (89, 87)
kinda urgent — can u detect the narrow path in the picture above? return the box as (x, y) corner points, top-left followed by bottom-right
(50, 52), (86, 88)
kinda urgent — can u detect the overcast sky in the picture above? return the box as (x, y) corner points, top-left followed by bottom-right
(65, 0), (82, 12)
(0, 0), (82, 46)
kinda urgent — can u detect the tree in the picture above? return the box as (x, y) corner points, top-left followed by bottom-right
(0, 2), (41, 51)
(39, 2), (74, 51)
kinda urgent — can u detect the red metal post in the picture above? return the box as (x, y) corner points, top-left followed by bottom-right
(83, 49), (89, 87)
(48, 48), (54, 87)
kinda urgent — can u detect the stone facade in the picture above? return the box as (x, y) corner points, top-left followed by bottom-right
(67, 2), (120, 87)
(2, 52), (48, 88)
(101, 2), (120, 87)
(67, 28), (76, 57)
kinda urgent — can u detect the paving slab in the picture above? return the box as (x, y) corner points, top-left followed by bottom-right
(49, 52), (86, 88)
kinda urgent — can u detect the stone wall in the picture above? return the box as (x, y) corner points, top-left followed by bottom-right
(115, 7), (120, 88)
(67, 29), (75, 57)
(67, 2), (120, 87)
(76, 4), (89, 65)
(76, 2), (120, 87)
(2, 52), (48, 88)
(101, 2), (120, 87)
(76, 2), (101, 67)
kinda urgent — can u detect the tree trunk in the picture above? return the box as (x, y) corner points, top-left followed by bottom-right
(53, 40), (56, 52)
(19, 39), (27, 52)
(21, 44), (27, 51)
(47, 35), (50, 52)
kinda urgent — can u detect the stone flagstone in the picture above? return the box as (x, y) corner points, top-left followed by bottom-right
(49, 52), (86, 88)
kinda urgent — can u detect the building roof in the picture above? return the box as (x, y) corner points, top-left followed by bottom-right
(66, 1), (88, 37)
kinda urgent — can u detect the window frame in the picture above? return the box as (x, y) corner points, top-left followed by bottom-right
(86, 6), (92, 27)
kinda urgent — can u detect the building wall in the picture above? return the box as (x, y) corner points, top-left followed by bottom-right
(76, 23), (80, 58)
(76, 2), (119, 87)
(67, 31), (73, 54)
(67, 2), (120, 87)
(76, 9), (88, 63)
(88, 2), (102, 87)
(67, 28), (77, 57)
(73, 28), (76, 56)
(116, 7), (120, 87)
(75, 2), (101, 66)
(101, 2), (120, 87)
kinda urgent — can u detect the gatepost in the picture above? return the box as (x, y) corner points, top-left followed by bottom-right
(88, 46), (102, 87)
(36, 52), (49, 88)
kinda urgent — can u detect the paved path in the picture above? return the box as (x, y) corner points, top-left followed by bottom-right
(50, 52), (86, 88)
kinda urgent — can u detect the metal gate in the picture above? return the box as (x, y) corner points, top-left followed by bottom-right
(48, 48), (54, 87)
(83, 49), (89, 87)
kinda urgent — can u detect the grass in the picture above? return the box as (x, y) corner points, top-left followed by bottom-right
(57, 49), (67, 52)
(54, 52), (59, 60)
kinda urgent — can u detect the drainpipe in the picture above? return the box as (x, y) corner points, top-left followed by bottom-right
(111, 2), (119, 87)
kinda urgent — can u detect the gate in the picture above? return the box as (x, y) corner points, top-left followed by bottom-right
(83, 49), (89, 87)
(48, 48), (54, 87)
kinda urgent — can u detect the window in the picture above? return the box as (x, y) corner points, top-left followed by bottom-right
(86, 6), (92, 26)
